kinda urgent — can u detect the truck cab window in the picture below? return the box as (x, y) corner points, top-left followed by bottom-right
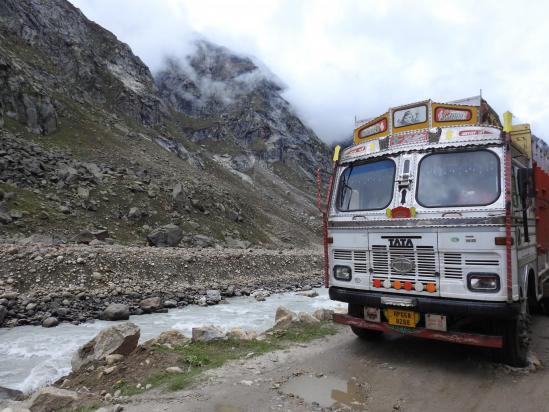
(337, 159), (395, 211)
(416, 150), (500, 207)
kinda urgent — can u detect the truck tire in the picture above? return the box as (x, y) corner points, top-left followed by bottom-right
(348, 303), (383, 340)
(498, 312), (530, 367)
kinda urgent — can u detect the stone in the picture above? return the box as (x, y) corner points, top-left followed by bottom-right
(139, 297), (162, 313)
(273, 314), (294, 330)
(74, 230), (95, 244)
(275, 306), (296, 323)
(71, 322), (140, 371)
(151, 330), (190, 346)
(91, 272), (103, 281)
(28, 387), (78, 412)
(205, 289), (221, 303)
(42, 317), (59, 328)
(103, 366), (116, 375)
(0, 212), (12, 225)
(297, 290), (319, 298)
(172, 183), (189, 210)
(298, 312), (321, 325)
(105, 354), (124, 365)
(254, 293), (266, 302)
(227, 327), (257, 341)
(192, 325), (226, 342)
(165, 366), (183, 374)
(163, 300), (177, 308)
(95, 405), (124, 412)
(77, 187), (90, 200)
(0, 385), (23, 400)
(312, 308), (334, 321)
(101, 303), (130, 321)
(127, 207), (142, 221)
(147, 224), (183, 247)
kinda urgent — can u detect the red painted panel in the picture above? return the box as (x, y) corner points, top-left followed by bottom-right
(534, 163), (549, 253)
(333, 313), (503, 349)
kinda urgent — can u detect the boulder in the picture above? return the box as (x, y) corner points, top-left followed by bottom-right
(192, 325), (226, 342)
(275, 306), (296, 322)
(74, 230), (94, 244)
(227, 327), (257, 341)
(312, 308), (334, 321)
(205, 289), (221, 303)
(147, 224), (183, 247)
(101, 303), (130, 321)
(77, 186), (90, 200)
(163, 299), (177, 308)
(166, 366), (183, 374)
(42, 317), (59, 328)
(298, 312), (321, 325)
(150, 330), (190, 347)
(71, 322), (140, 371)
(273, 314), (294, 330)
(127, 207), (143, 221)
(139, 297), (162, 313)
(172, 183), (189, 210)
(28, 387), (78, 412)
(0, 212), (12, 225)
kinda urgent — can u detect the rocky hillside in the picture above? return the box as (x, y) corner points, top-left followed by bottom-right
(0, 0), (330, 248)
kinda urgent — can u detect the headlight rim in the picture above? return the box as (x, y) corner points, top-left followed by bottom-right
(466, 272), (500, 293)
(333, 265), (352, 282)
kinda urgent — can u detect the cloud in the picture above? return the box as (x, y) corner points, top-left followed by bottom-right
(70, 0), (549, 143)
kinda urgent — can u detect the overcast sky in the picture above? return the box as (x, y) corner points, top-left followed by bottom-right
(70, 0), (549, 143)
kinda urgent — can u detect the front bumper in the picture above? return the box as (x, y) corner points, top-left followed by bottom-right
(329, 286), (520, 319)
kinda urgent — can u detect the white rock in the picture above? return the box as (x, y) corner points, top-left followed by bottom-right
(166, 366), (183, 374)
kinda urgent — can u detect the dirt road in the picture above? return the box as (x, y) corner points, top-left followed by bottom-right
(124, 315), (549, 412)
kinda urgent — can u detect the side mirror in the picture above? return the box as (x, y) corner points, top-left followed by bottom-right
(517, 168), (534, 201)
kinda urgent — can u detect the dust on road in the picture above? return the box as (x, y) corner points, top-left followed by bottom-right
(125, 315), (549, 412)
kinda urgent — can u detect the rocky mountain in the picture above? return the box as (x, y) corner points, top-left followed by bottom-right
(156, 40), (326, 181)
(0, 0), (330, 248)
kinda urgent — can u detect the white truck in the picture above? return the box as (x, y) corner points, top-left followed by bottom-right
(320, 97), (549, 366)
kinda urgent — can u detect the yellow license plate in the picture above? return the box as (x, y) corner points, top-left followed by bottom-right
(385, 309), (420, 328)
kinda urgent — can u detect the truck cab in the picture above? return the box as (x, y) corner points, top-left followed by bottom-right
(325, 97), (549, 366)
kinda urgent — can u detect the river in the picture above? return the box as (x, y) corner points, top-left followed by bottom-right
(0, 288), (343, 393)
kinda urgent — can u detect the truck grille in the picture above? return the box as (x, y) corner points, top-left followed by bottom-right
(333, 249), (369, 274)
(371, 245), (436, 282)
(443, 253), (463, 279)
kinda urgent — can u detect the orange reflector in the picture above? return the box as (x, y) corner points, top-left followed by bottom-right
(426, 283), (437, 293)
(404, 281), (413, 291)
(392, 280), (401, 289)
(495, 236), (513, 246)
(391, 206), (412, 219)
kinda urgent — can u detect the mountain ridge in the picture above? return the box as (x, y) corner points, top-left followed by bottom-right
(0, 0), (330, 249)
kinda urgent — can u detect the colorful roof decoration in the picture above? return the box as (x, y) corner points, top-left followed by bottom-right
(353, 97), (501, 145)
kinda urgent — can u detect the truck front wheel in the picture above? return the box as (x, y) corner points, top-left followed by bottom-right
(348, 303), (383, 340)
(498, 311), (530, 367)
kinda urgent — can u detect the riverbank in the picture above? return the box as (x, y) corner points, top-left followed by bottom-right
(0, 244), (323, 328)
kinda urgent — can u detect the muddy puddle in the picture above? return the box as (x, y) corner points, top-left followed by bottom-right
(281, 374), (366, 409)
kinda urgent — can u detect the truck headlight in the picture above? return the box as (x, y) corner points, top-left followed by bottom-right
(467, 273), (500, 292)
(333, 265), (352, 281)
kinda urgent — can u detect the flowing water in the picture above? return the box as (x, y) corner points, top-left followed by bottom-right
(0, 288), (344, 393)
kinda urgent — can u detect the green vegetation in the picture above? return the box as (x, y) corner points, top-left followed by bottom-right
(119, 323), (337, 394)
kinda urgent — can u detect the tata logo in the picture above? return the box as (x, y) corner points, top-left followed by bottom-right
(391, 257), (414, 273)
(388, 238), (414, 248)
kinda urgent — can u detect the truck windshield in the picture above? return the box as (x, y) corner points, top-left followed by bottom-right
(337, 159), (395, 211)
(416, 150), (500, 207)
